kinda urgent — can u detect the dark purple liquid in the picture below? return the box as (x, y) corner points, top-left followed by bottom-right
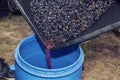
(46, 43), (52, 69)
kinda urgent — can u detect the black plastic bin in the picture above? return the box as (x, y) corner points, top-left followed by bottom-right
(0, 0), (9, 19)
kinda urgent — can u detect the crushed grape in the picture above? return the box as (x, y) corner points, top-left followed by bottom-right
(30, 0), (115, 48)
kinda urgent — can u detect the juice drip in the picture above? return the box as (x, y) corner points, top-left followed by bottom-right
(46, 43), (52, 69)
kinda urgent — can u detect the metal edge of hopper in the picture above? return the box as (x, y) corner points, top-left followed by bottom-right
(52, 21), (120, 51)
(51, 2), (120, 51)
(13, 0), (46, 49)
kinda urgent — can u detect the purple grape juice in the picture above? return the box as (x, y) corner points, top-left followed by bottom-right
(45, 43), (52, 69)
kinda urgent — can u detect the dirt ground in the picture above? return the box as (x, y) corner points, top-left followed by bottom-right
(0, 15), (120, 80)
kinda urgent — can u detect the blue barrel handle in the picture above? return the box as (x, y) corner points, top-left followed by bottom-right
(10, 65), (15, 71)
(6, 65), (15, 78)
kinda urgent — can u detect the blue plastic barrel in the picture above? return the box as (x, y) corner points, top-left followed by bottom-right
(14, 34), (84, 80)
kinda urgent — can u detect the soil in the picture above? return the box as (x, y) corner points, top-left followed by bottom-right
(0, 15), (120, 80)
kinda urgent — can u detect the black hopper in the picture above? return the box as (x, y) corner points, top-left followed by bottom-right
(13, 0), (120, 51)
